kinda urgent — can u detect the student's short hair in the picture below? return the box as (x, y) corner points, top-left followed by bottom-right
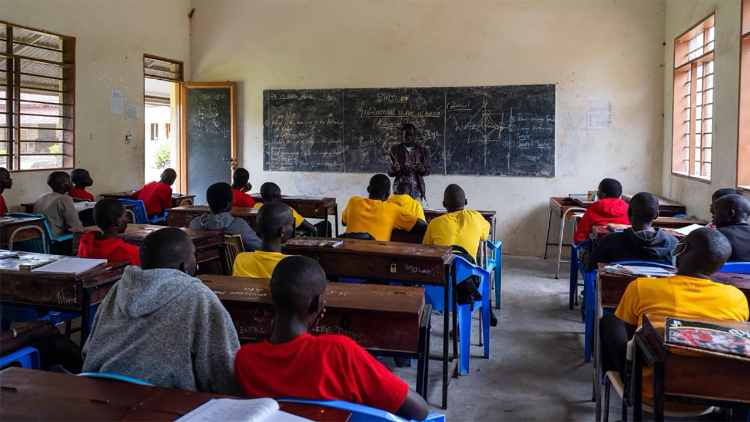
(368, 174), (391, 198)
(716, 194), (750, 216)
(161, 168), (177, 182)
(270, 255), (327, 313)
(402, 123), (416, 133)
(684, 228), (732, 273)
(713, 188), (741, 200)
(93, 198), (125, 229)
(206, 182), (233, 213)
(233, 168), (250, 185)
(599, 178), (622, 198)
(140, 227), (192, 270)
(47, 171), (69, 189)
(628, 192), (659, 222)
(396, 182), (412, 196)
(1, 167), (10, 176)
(70, 168), (89, 184)
(259, 182), (281, 202)
(257, 201), (294, 236)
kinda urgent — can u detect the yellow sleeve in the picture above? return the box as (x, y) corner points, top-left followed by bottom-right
(292, 209), (304, 227)
(614, 279), (641, 325)
(415, 201), (426, 221)
(422, 221), (433, 244)
(232, 253), (249, 276)
(477, 212), (490, 240)
(253, 203), (262, 208)
(732, 288), (750, 321)
(393, 204), (418, 231)
(342, 199), (351, 225)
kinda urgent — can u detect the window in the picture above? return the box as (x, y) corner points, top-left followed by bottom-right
(738, 0), (750, 189)
(671, 15), (714, 180)
(0, 21), (75, 171)
(150, 123), (159, 141)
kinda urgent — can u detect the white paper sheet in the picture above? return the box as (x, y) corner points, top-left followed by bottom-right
(176, 398), (310, 422)
(111, 89), (124, 114)
(31, 257), (107, 275)
(672, 224), (704, 236)
(74, 202), (96, 213)
(125, 103), (142, 120)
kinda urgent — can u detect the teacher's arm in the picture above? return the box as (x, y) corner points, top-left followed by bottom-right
(387, 149), (400, 177)
(417, 146), (430, 176)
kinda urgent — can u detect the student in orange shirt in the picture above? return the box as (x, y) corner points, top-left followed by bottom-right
(0, 167), (12, 215)
(573, 178), (629, 243)
(231, 168), (255, 208)
(68, 168), (95, 201)
(342, 174), (427, 241)
(132, 168), (176, 217)
(78, 198), (141, 266)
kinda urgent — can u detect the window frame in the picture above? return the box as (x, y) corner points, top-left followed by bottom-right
(737, 0), (750, 191)
(0, 20), (76, 172)
(671, 13), (715, 182)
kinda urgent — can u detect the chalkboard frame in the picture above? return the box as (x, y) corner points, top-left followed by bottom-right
(181, 82), (238, 196)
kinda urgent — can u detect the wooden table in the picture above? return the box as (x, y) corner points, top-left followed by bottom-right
(101, 191), (196, 208)
(0, 215), (45, 249)
(282, 237), (456, 409)
(253, 195), (338, 236)
(633, 315), (750, 421)
(0, 251), (127, 346)
(545, 196), (588, 278)
(201, 275), (431, 399)
(0, 367), (352, 422)
(166, 205), (258, 231)
(622, 194), (688, 217)
(653, 216), (706, 228)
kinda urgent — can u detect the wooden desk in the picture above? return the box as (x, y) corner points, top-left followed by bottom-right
(622, 194), (688, 217)
(589, 225), (684, 247)
(253, 195), (339, 236)
(653, 216), (706, 228)
(0, 216), (45, 249)
(201, 275), (431, 398)
(70, 225), (224, 265)
(0, 367), (352, 422)
(101, 191), (196, 208)
(633, 315), (750, 421)
(166, 205), (258, 231)
(0, 251), (127, 346)
(282, 237), (456, 409)
(546, 196), (588, 278)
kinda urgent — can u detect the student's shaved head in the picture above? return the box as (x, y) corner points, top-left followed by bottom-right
(598, 178), (622, 198)
(396, 182), (412, 196)
(70, 168), (92, 186)
(0, 167), (11, 191)
(259, 182), (281, 202)
(628, 192), (659, 224)
(270, 256), (327, 314)
(367, 174), (391, 199)
(140, 227), (196, 274)
(258, 201), (295, 238)
(443, 184), (467, 212)
(94, 198), (125, 229)
(677, 228), (732, 275)
(233, 168), (250, 185)
(160, 168), (177, 186)
(712, 188), (741, 200)
(714, 194), (750, 228)
(206, 182), (233, 214)
(47, 171), (72, 193)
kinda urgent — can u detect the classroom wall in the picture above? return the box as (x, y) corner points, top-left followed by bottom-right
(661, 0), (746, 221)
(2, 0), (191, 207)
(190, 0), (667, 256)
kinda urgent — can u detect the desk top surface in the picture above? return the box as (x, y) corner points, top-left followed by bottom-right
(102, 191), (195, 199)
(283, 237), (453, 261)
(0, 250), (125, 278)
(251, 194), (336, 205)
(71, 224), (221, 242)
(167, 205), (258, 217)
(622, 194), (686, 208)
(0, 215), (45, 227)
(597, 263), (750, 292)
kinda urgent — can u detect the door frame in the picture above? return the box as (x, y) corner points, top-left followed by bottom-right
(180, 81), (238, 196)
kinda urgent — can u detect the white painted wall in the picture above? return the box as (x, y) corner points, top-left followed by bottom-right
(1, 0), (191, 207)
(660, 0), (748, 222)
(190, 0), (667, 255)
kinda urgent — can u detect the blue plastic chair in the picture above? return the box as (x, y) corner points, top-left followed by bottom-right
(0, 347), (40, 369)
(568, 239), (590, 311)
(278, 398), (445, 422)
(1, 303), (100, 333)
(119, 199), (165, 224)
(78, 372), (154, 386)
(485, 240), (502, 309)
(717, 262), (750, 273)
(8, 213), (72, 253)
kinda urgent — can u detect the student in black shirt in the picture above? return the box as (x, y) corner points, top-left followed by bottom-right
(714, 194), (750, 262)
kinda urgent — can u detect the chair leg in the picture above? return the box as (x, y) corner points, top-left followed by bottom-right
(569, 245), (578, 310)
(584, 273), (596, 363)
(603, 379), (610, 422)
(555, 215), (567, 279)
(482, 276), (491, 359)
(494, 244), (501, 310)
(622, 398), (628, 422)
(459, 305), (471, 375)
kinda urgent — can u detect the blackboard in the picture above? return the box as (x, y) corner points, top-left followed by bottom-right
(264, 85), (555, 177)
(186, 85), (235, 204)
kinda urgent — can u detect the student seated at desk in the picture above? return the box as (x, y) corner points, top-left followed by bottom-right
(33, 171), (83, 239)
(83, 228), (241, 395)
(387, 182), (426, 221)
(573, 178), (629, 244)
(233, 202), (294, 277)
(131, 168), (176, 217)
(254, 182), (316, 234)
(423, 184), (489, 256)
(1, 320), (82, 372)
(78, 198), (141, 266)
(714, 194), (750, 262)
(708, 188), (741, 228)
(67, 168), (95, 201)
(235, 256), (430, 421)
(231, 168), (256, 208)
(600, 228), (748, 409)
(189, 182), (261, 251)
(342, 174), (427, 241)
(585, 192), (678, 272)
(0, 167), (11, 215)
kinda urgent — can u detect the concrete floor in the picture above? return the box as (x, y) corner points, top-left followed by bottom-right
(385, 255), (622, 422)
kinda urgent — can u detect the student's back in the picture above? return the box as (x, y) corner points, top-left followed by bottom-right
(574, 178), (629, 243)
(714, 194), (750, 262)
(387, 182), (425, 221)
(33, 171), (82, 238)
(423, 184), (489, 256)
(132, 168), (176, 217)
(188, 183), (261, 251)
(233, 202), (294, 277)
(78, 198), (140, 266)
(231, 168), (256, 208)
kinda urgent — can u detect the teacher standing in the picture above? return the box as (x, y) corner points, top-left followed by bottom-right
(388, 123), (430, 201)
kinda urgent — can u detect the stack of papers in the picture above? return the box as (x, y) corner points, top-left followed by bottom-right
(177, 398), (310, 422)
(672, 224), (704, 236)
(604, 264), (674, 278)
(31, 257), (107, 275)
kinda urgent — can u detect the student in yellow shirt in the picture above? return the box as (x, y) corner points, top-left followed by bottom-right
(600, 228), (749, 408)
(254, 182), (317, 235)
(233, 202), (295, 278)
(342, 174), (427, 241)
(422, 184), (489, 257)
(387, 182), (426, 221)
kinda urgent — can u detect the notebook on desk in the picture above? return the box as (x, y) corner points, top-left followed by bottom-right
(606, 223), (630, 232)
(31, 257), (107, 275)
(665, 317), (750, 360)
(285, 238), (342, 248)
(604, 264), (673, 278)
(176, 398), (309, 422)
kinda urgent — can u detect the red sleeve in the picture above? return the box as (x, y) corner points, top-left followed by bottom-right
(0, 194), (7, 215)
(85, 191), (95, 201)
(108, 243), (141, 266)
(131, 188), (142, 200)
(574, 211), (592, 244)
(343, 341), (409, 413)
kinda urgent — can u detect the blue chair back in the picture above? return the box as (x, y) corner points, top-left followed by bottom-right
(278, 398), (445, 422)
(0, 347), (40, 370)
(485, 240), (502, 309)
(718, 262), (750, 274)
(77, 372), (154, 386)
(8, 213), (72, 251)
(119, 199), (166, 224)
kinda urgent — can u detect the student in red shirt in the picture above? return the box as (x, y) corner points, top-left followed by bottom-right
(78, 198), (141, 266)
(0, 167), (11, 215)
(573, 178), (630, 243)
(231, 168), (255, 208)
(68, 168), (95, 201)
(132, 168), (176, 217)
(235, 256), (429, 421)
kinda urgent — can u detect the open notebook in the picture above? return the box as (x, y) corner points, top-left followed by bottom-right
(176, 398), (311, 422)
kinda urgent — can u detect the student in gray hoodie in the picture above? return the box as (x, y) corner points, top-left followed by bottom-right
(188, 182), (261, 251)
(82, 227), (241, 395)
